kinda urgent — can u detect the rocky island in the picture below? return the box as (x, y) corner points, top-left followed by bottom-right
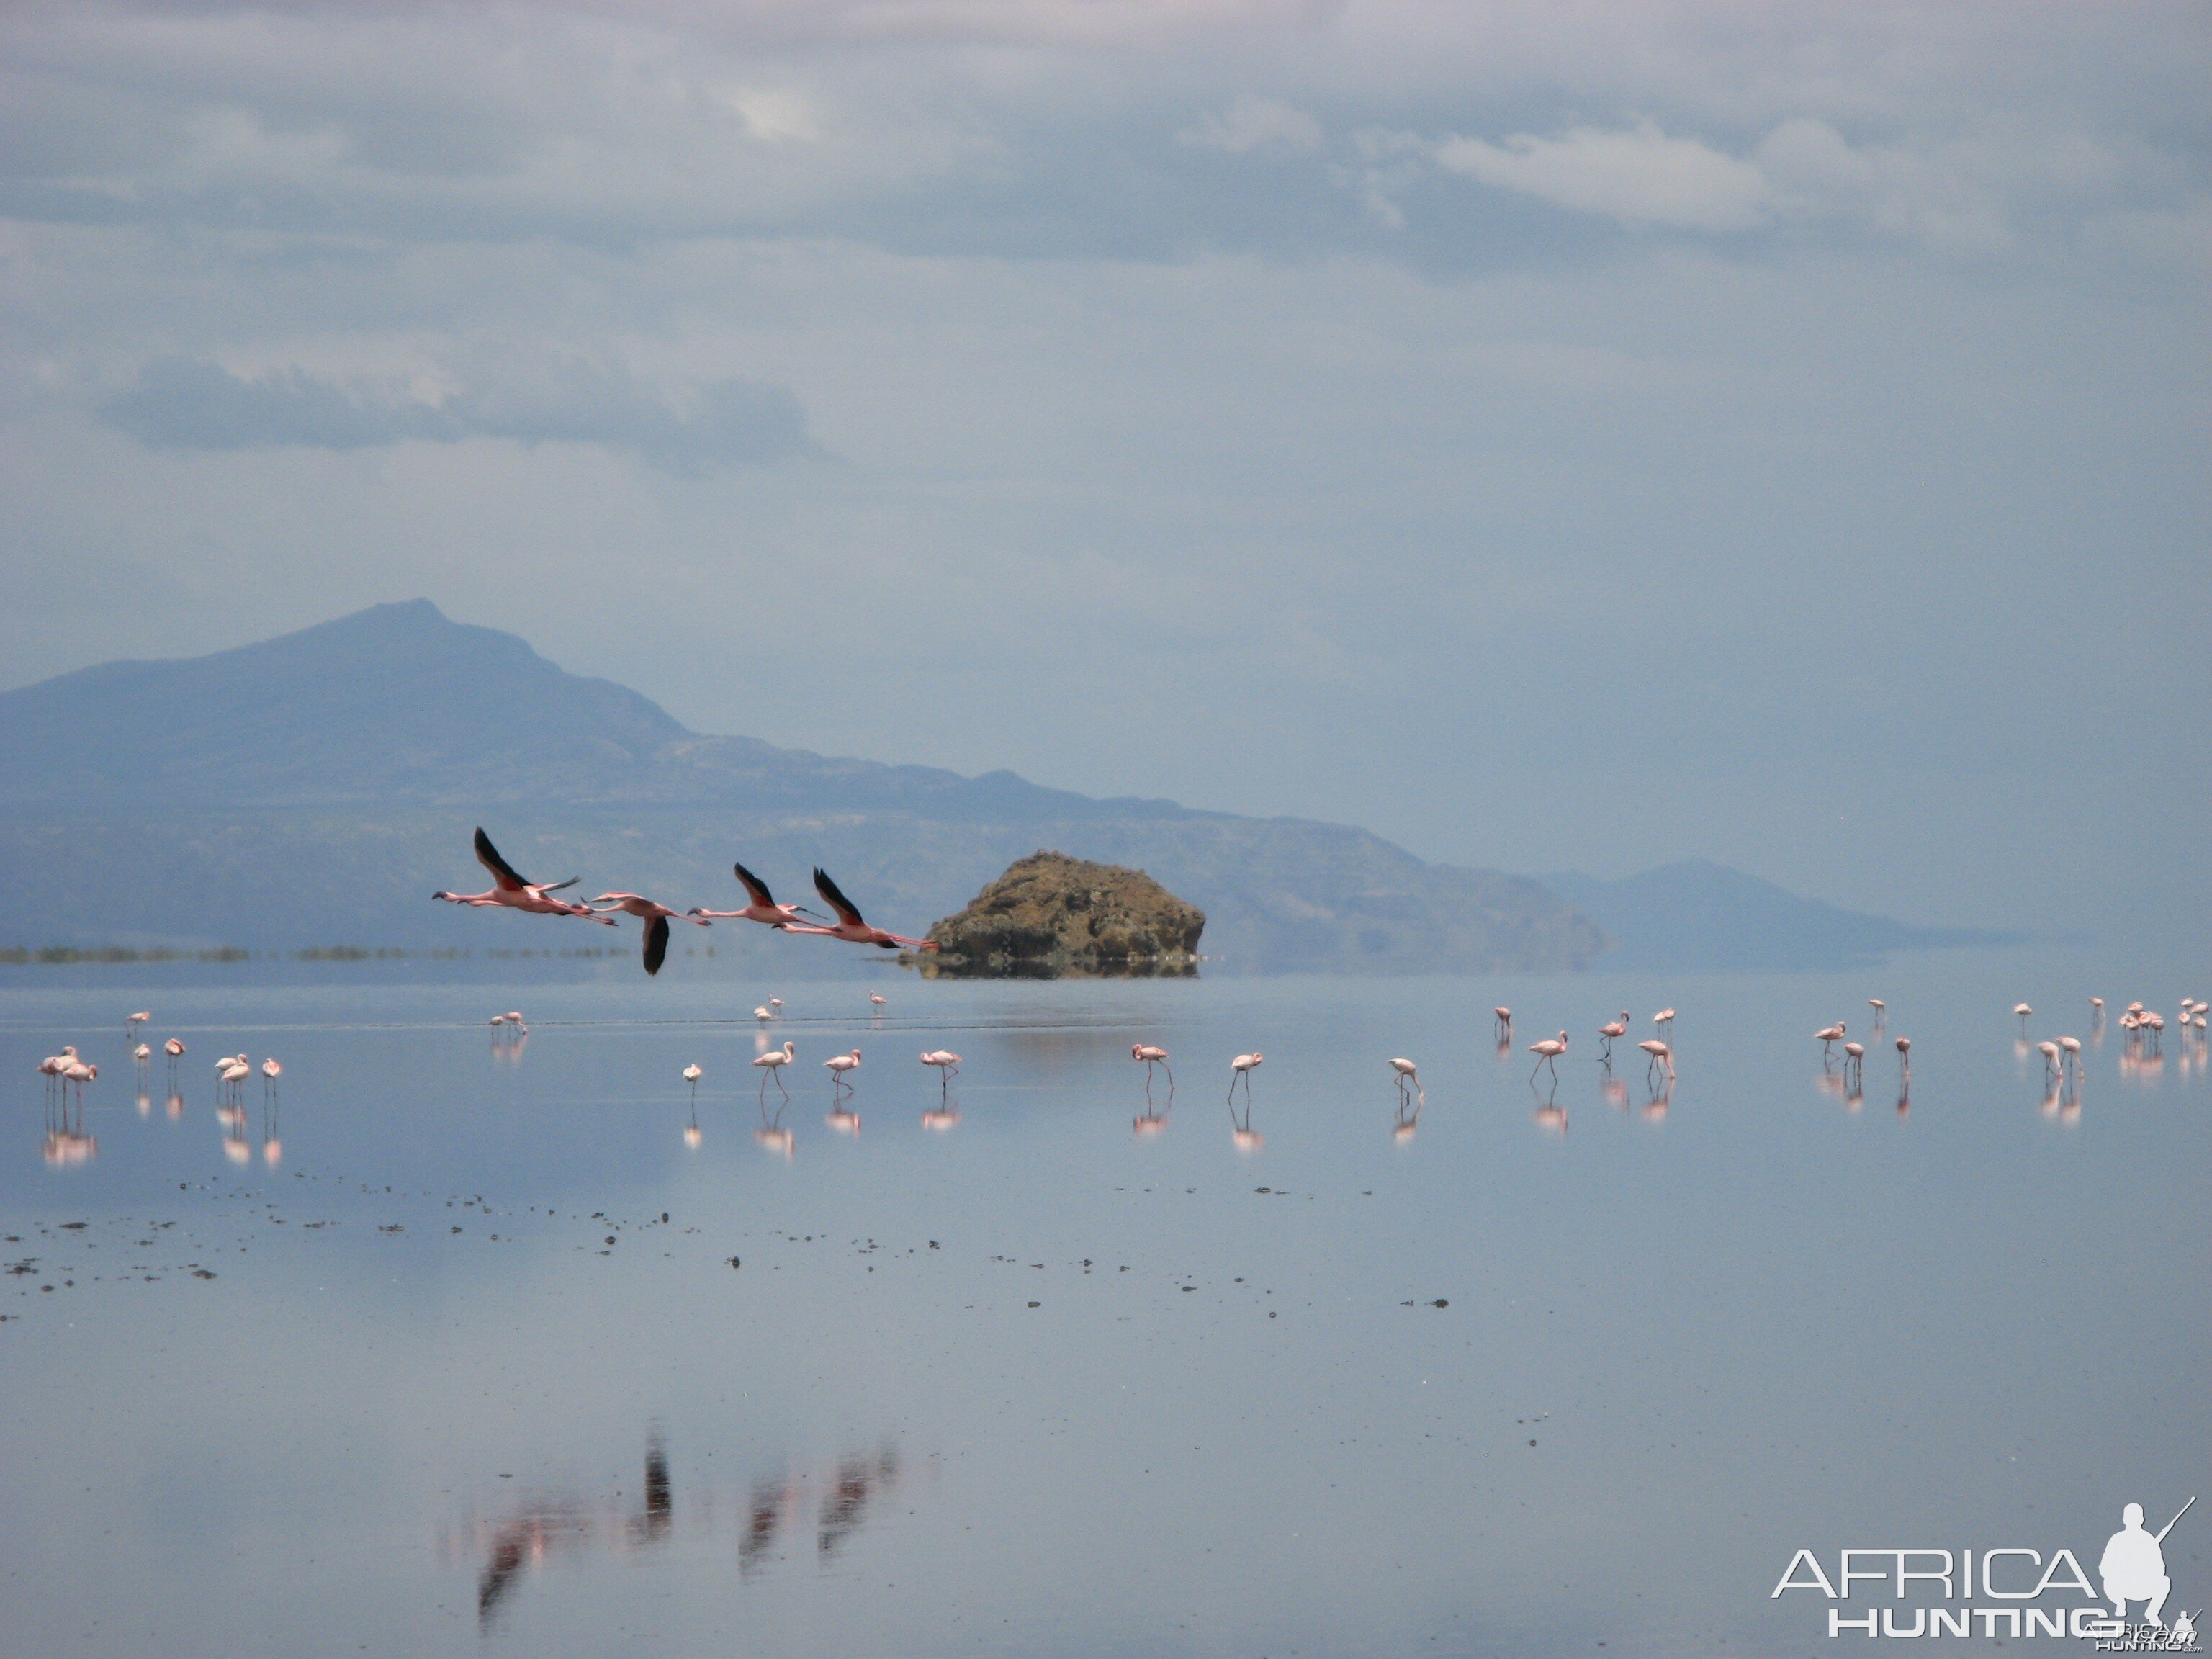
(917, 851), (1205, 977)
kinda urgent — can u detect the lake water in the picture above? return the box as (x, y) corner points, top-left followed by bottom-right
(3, 949), (2206, 1656)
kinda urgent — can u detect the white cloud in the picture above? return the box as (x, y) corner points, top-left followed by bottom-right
(1433, 120), (1772, 231)
(1178, 94), (1323, 156)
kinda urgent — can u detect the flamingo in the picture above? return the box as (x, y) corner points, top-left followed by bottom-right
(2013, 1002), (2033, 1035)
(685, 861), (827, 930)
(920, 1050), (961, 1090)
(63, 1058), (98, 1105)
(1868, 999), (1885, 1019)
(824, 1049), (863, 1097)
(783, 869), (938, 950)
(2036, 1040), (2062, 1081)
(1528, 1031), (1568, 1082)
(1228, 1052), (1263, 1105)
(504, 1011), (527, 1035)
(1814, 1022), (1845, 1061)
(768, 998), (784, 1013)
(164, 1036), (184, 1085)
(682, 1063), (703, 1105)
(1653, 1008), (1676, 1035)
(1597, 1012), (1628, 1062)
(870, 992), (887, 1010)
(126, 1010), (150, 1040)
(753, 1040), (796, 1102)
(1388, 1056), (1421, 1108)
(588, 892), (709, 976)
(1637, 1038), (1673, 1085)
(1131, 1044), (1173, 1095)
(754, 1005), (775, 1022)
(261, 1056), (282, 1101)
(1493, 1007), (1512, 1041)
(433, 827), (608, 920)
(1894, 1035), (1911, 1069)
(1843, 1040), (1864, 1088)
(2058, 1035), (2082, 1074)
(133, 1042), (152, 1069)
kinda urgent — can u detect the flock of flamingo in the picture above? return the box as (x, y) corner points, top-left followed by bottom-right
(433, 829), (937, 975)
(37, 1014), (284, 1168)
(26, 960), (2203, 1168)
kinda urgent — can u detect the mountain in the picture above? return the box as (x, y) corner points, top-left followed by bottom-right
(1542, 860), (2018, 971)
(0, 601), (1604, 971)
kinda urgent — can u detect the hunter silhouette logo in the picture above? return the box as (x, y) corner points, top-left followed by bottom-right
(1770, 1495), (2198, 1645)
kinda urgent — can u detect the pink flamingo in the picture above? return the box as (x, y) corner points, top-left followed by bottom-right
(1388, 1056), (1421, 1109)
(1228, 1052), (1263, 1106)
(434, 827), (608, 920)
(588, 892), (709, 976)
(1637, 1038), (1673, 1085)
(783, 869), (938, 951)
(1493, 1007), (1512, 1041)
(1653, 1008), (1676, 1035)
(920, 1050), (961, 1089)
(1813, 1022), (1845, 1061)
(686, 861), (829, 930)
(261, 1056), (282, 1101)
(1528, 1031), (1568, 1082)
(1597, 1012), (1628, 1062)
(1132, 1043), (1173, 1101)
(753, 1040), (796, 1102)
(824, 1049), (863, 1097)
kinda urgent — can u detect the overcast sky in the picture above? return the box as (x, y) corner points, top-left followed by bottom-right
(2, 0), (2206, 941)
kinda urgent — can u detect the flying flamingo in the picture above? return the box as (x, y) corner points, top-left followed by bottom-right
(824, 1049), (863, 1097)
(1228, 1052), (1263, 1106)
(783, 869), (938, 950)
(1597, 1012), (1628, 1062)
(433, 827), (607, 919)
(682, 1063), (703, 1105)
(1637, 1038), (1673, 1086)
(685, 861), (828, 930)
(753, 1040), (796, 1102)
(588, 892), (709, 976)
(1528, 1031), (1568, 1082)
(1814, 1022), (1845, 1062)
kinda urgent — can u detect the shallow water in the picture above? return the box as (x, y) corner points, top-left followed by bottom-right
(3, 949), (2206, 1656)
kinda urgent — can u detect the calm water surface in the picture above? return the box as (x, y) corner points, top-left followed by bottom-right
(3, 950), (2206, 1656)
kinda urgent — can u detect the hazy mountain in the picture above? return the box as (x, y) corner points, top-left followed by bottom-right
(1543, 860), (2017, 971)
(0, 602), (1603, 971)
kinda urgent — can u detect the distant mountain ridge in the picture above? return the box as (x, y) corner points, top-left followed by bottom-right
(1543, 860), (2018, 971)
(0, 601), (1601, 971)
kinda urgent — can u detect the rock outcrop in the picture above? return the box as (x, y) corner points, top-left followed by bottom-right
(920, 851), (1204, 977)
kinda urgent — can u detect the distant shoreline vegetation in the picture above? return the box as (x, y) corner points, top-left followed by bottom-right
(0, 945), (634, 966)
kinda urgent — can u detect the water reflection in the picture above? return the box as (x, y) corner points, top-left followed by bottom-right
(459, 1431), (675, 1629)
(42, 1083), (96, 1167)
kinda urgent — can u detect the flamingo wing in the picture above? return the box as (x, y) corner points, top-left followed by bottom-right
(642, 914), (670, 976)
(473, 827), (532, 894)
(732, 861), (776, 909)
(812, 868), (866, 927)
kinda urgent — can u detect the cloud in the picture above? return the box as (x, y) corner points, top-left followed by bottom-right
(1179, 95), (1324, 156)
(99, 354), (823, 475)
(1432, 120), (1772, 231)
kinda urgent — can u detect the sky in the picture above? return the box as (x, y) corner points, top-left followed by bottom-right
(1, 0), (2207, 943)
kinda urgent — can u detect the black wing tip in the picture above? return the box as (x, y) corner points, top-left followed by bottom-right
(643, 914), (670, 976)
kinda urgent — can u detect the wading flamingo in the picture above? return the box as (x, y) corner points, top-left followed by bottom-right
(1131, 1044), (1173, 1096)
(824, 1049), (863, 1097)
(1637, 1038), (1673, 1086)
(683, 1063), (703, 1105)
(1814, 1022), (1845, 1061)
(1597, 1012), (1628, 1063)
(1529, 1031), (1568, 1082)
(1493, 1007), (1512, 1041)
(920, 1050), (961, 1087)
(1388, 1056), (1421, 1109)
(126, 1011), (150, 1040)
(2014, 1002), (2033, 1035)
(753, 1040), (796, 1102)
(1228, 1052), (1263, 1106)
(1653, 1009), (1676, 1035)
(261, 1056), (281, 1102)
